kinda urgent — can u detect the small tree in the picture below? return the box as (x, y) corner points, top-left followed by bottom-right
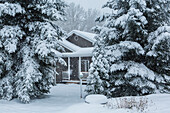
(86, 36), (110, 95)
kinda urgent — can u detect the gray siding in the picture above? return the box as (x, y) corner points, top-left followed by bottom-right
(66, 34), (93, 47)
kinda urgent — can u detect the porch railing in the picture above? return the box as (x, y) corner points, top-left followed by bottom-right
(61, 71), (89, 80)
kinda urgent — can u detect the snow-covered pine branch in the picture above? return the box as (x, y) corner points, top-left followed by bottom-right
(30, 0), (66, 21)
(148, 26), (170, 55)
(0, 26), (25, 53)
(146, 26), (170, 76)
(0, 2), (25, 16)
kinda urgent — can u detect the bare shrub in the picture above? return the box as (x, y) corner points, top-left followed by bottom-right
(106, 96), (151, 112)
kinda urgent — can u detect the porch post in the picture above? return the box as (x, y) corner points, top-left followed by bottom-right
(79, 57), (82, 98)
(68, 57), (70, 80)
(79, 57), (81, 76)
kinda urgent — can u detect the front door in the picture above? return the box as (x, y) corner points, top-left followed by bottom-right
(70, 57), (79, 80)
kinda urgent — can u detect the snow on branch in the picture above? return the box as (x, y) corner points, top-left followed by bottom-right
(114, 8), (147, 29)
(152, 32), (170, 50)
(33, 0), (66, 21)
(147, 26), (170, 57)
(111, 61), (155, 80)
(105, 45), (124, 62)
(35, 40), (51, 58)
(26, 21), (65, 66)
(0, 75), (13, 100)
(99, 27), (119, 41)
(0, 26), (25, 39)
(0, 26), (25, 53)
(128, 8), (148, 25)
(129, 0), (146, 10)
(114, 14), (128, 29)
(0, 2), (25, 17)
(3, 38), (18, 54)
(26, 22), (63, 40)
(148, 26), (170, 43)
(126, 62), (155, 81)
(105, 41), (144, 62)
(26, 22), (59, 57)
(119, 41), (145, 55)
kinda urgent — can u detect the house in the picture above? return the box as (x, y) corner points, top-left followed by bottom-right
(54, 30), (97, 83)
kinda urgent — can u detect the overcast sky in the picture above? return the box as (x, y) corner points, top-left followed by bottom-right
(66, 0), (109, 12)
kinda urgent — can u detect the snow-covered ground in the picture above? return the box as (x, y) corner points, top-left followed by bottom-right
(0, 84), (170, 113)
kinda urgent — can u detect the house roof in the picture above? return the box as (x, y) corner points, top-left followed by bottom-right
(58, 39), (80, 52)
(66, 30), (97, 43)
(53, 30), (96, 57)
(61, 47), (94, 57)
(52, 47), (94, 57)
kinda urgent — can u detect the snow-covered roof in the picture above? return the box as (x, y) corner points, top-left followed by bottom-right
(58, 39), (80, 52)
(66, 30), (97, 43)
(53, 30), (96, 57)
(52, 47), (94, 57)
(61, 47), (94, 57)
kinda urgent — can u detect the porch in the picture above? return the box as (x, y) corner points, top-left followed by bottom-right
(56, 56), (92, 83)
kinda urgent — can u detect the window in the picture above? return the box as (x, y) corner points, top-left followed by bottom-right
(81, 60), (89, 72)
(74, 36), (79, 41)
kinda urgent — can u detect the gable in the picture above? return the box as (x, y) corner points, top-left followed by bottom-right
(66, 34), (93, 48)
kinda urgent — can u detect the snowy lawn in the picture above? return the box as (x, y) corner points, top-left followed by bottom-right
(0, 84), (170, 113)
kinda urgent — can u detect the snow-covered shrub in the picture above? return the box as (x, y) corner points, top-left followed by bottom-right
(0, 0), (67, 103)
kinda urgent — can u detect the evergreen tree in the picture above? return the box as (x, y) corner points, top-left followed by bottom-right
(0, 0), (66, 103)
(146, 26), (170, 91)
(86, 0), (170, 97)
(86, 35), (110, 95)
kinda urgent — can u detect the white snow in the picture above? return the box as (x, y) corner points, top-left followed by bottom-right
(151, 32), (170, 50)
(148, 26), (170, 43)
(52, 46), (94, 57)
(3, 38), (18, 53)
(61, 47), (94, 57)
(33, 0), (65, 21)
(35, 41), (50, 57)
(85, 94), (108, 104)
(0, 84), (170, 113)
(0, 25), (25, 53)
(58, 39), (81, 52)
(147, 26), (170, 57)
(54, 38), (95, 57)
(119, 41), (145, 55)
(0, 26), (24, 39)
(0, 2), (25, 16)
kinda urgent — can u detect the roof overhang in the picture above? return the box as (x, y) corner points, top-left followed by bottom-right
(52, 47), (94, 58)
(57, 39), (81, 52)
